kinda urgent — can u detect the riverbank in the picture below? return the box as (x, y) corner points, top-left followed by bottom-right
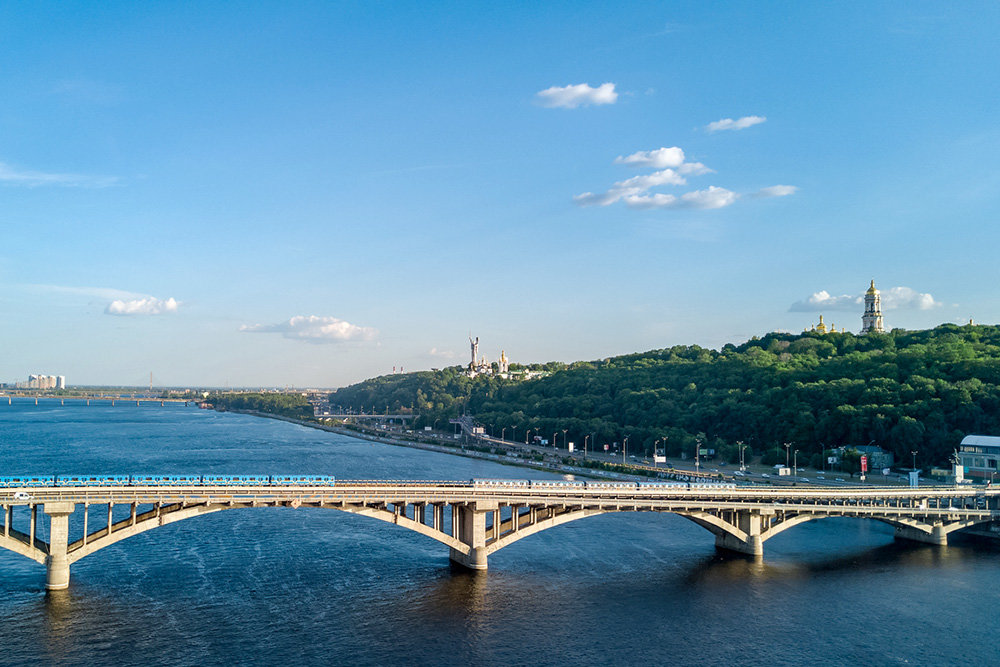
(221, 409), (646, 481)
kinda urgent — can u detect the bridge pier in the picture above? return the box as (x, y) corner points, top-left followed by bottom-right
(44, 502), (76, 590)
(449, 502), (494, 570)
(713, 509), (767, 557)
(894, 524), (948, 546)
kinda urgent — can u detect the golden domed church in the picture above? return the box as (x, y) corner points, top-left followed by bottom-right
(805, 314), (846, 334)
(861, 280), (885, 333)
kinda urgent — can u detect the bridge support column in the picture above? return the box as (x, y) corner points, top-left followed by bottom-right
(44, 502), (76, 590)
(714, 509), (765, 556)
(895, 524), (948, 546)
(449, 502), (495, 571)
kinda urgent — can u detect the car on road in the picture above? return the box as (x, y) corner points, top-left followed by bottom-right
(13, 491), (31, 500)
(761, 473), (770, 478)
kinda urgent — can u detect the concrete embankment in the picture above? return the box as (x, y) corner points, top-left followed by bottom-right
(218, 409), (635, 481)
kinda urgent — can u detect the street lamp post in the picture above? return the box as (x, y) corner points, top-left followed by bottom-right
(501, 427), (507, 442)
(737, 440), (746, 472)
(525, 429), (533, 445)
(794, 449), (800, 477)
(783, 442), (791, 470)
(584, 435), (590, 458)
(911, 450), (919, 471)
(552, 432), (558, 449)
(562, 429), (569, 450)
(623, 435), (630, 464)
(695, 439), (701, 474)
(511, 426), (517, 444)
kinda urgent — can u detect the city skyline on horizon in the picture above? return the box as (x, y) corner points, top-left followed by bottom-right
(2, 2), (998, 386)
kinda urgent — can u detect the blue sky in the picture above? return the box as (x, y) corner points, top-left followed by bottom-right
(2, 2), (999, 387)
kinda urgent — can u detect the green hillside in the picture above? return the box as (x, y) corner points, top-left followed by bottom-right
(331, 323), (1000, 470)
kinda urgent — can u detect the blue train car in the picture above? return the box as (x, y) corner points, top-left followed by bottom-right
(132, 475), (202, 486)
(55, 475), (126, 487)
(203, 475), (270, 486)
(272, 475), (335, 486)
(0, 476), (54, 488)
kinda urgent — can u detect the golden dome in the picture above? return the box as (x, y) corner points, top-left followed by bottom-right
(866, 279), (878, 295)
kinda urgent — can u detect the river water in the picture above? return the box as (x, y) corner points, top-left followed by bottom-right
(1, 400), (998, 666)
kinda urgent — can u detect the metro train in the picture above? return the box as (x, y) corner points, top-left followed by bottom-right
(0, 475), (336, 488)
(471, 478), (736, 490)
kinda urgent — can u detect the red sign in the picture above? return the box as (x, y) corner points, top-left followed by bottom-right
(860, 455), (868, 473)
(604, 444), (609, 451)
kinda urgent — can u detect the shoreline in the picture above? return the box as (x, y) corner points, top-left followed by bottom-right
(222, 409), (641, 481)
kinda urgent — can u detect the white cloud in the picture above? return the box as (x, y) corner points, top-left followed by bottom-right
(789, 291), (862, 312)
(881, 286), (943, 310)
(705, 115), (767, 133)
(0, 161), (118, 187)
(614, 147), (686, 169)
(106, 297), (179, 316)
(240, 315), (377, 343)
(575, 168), (690, 207)
(790, 286), (943, 312)
(428, 347), (458, 359)
(755, 185), (798, 198)
(624, 186), (739, 210)
(575, 141), (794, 213)
(535, 82), (618, 109)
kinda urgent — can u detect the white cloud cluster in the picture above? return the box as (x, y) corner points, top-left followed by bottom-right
(240, 315), (377, 343)
(881, 286), (942, 310)
(0, 160), (118, 187)
(790, 286), (942, 312)
(575, 145), (795, 211)
(535, 82), (618, 109)
(105, 296), (179, 316)
(705, 115), (767, 133)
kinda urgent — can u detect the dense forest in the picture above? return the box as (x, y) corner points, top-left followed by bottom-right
(208, 392), (313, 420)
(330, 324), (1000, 470)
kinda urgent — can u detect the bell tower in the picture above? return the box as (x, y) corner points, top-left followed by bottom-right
(861, 280), (884, 333)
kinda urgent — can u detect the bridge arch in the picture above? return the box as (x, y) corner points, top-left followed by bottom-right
(0, 533), (47, 564)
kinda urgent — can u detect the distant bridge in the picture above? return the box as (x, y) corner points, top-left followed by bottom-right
(1, 395), (195, 407)
(2, 481), (997, 590)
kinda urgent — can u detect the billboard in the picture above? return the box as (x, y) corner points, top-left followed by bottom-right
(860, 455), (868, 473)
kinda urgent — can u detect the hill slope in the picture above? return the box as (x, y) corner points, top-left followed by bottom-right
(331, 323), (1000, 469)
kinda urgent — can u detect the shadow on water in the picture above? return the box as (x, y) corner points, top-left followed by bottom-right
(681, 538), (988, 588)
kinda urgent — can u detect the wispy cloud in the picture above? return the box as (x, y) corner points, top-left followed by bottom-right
(106, 297), (179, 316)
(705, 115), (767, 133)
(51, 79), (123, 105)
(789, 291), (862, 312)
(754, 185), (798, 198)
(240, 315), (377, 343)
(20, 284), (178, 315)
(428, 347), (458, 359)
(25, 284), (146, 301)
(535, 82), (618, 109)
(0, 160), (118, 188)
(790, 286), (943, 312)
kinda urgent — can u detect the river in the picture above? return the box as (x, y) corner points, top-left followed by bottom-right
(1, 400), (997, 666)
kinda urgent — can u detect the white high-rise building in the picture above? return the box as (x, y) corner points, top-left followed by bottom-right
(861, 280), (884, 334)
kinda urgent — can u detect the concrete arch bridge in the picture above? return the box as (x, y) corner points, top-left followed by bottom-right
(2, 481), (997, 590)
